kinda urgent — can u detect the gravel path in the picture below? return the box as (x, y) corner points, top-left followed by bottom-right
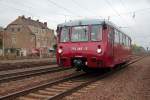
(64, 56), (150, 100)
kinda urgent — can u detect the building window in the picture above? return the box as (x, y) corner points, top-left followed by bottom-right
(12, 37), (16, 44)
(31, 36), (35, 42)
(12, 28), (14, 32)
(18, 28), (20, 32)
(37, 38), (40, 41)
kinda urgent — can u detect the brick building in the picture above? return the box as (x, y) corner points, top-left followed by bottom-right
(4, 15), (56, 56)
(0, 27), (3, 42)
(0, 27), (4, 55)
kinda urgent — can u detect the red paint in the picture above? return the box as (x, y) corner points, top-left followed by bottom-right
(56, 21), (131, 69)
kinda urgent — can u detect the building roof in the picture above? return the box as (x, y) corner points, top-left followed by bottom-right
(0, 27), (3, 32)
(8, 15), (48, 29)
(0, 27), (3, 38)
(6, 15), (55, 36)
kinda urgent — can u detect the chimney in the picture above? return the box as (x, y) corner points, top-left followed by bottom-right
(21, 15), (25, 19)
(44, 22), (47, 27)
(18, 16), (21, 18)
(28, 17), (31, 20)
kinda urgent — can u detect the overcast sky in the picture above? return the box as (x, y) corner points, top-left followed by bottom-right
(0, 0), (150, 48)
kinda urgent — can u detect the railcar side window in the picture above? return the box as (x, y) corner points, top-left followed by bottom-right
(60, 27), (69, 42)
(91, 25), (102, 41)
(118, 32), (121, 44)
(123, 34), (126, 45)
(127, 37), (130, 47)
(124, 35), (127, 46)
(129, 39), (131, 47)
(108, 28), (114, 43)
(114, 30), (117, 43)
(126, 37), (129, 47)
(115, 30), (119, 43)
(119, 32), (123, 45)
(124, 36), (127, 46)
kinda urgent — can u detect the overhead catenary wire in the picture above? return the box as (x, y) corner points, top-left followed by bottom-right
(47, 0), (82, 18)
(119, 0), (128, 10)
(111, 0), (150, 18)
(0, 0), (73, 24)
(12, 0), (74, 17)
(105, 0), (126, 20)
(71, 0), (103, 19)
(108, 7), (150, 19)
(119, 0), (146, 19)
(104, 0), (150, 48)
(104, 0), (135, 33)
(118, 0), (133, 18)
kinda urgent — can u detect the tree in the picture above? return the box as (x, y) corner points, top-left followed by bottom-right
(131, 44), (146, 54)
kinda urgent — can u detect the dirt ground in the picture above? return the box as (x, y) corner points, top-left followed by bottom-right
(64, 56), (150, 100)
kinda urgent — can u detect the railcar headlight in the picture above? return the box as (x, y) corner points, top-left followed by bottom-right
(58, 48), (63, 54)
(97, 48), (102, 53)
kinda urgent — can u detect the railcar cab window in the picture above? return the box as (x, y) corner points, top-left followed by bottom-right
(108, 27), (114, 43)
(60, 27), (69, 42)
(71, 26), (88, 42)
(91, 25), (102, 41)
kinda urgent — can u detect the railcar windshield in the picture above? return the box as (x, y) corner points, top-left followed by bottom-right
(59, 25), (102, 42)
(71, 26), (89, 42)
(60, 27), (69, 42)
(91, 25), (102, 41)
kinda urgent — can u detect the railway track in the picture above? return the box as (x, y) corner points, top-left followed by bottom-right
(0, 60), (56, 71)
(0, 56), (145, 100)
(0, 65), (72, 83)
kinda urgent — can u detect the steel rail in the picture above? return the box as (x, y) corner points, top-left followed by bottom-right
(0, 56), (145, 100)
(0, 61), (56, 71)
(0, 72), (85, 100)
(0, 65), (72, 83)
(50, 56), (145, 100)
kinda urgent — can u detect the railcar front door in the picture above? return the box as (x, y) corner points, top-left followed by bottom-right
(108, 27), (114, 65)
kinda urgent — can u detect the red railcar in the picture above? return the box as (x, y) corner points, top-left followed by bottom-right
(56, 19), (132, 71)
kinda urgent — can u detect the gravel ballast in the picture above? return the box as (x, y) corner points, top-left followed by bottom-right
(64, 56), (150, 100)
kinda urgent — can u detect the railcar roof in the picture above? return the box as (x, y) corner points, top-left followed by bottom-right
(57, 19), (118, 30)
(57, 19), (131, 39)
(58, 19), (105, 26)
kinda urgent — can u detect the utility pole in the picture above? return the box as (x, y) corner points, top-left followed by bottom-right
(34, 34), (36, 49)
(107, 16), (110, 21)
(146, 47), (149, 51)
